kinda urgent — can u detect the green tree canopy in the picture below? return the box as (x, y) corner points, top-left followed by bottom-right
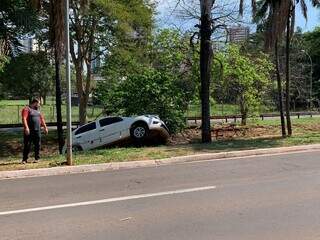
(213, 45), (274, 125)
(96, 29), (198, 132)
(304, 27), (320, 102)
(97, 69), (187, 133)
(0, 51), (53, 101)
(0, 0), (41, 56)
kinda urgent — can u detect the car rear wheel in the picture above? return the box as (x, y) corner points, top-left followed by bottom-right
(72, 145), (82, 152)
(130, 123), (149, 143)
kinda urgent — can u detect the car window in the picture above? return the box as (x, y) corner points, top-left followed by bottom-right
(75, 122), (96, 135)
(99, 117), (123, 127)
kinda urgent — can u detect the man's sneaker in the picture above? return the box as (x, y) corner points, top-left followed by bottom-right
(21, 160), (27, 164)
(33, 160), (39, 163)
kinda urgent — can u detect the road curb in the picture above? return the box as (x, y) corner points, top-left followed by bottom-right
(1, 144), (320, 180)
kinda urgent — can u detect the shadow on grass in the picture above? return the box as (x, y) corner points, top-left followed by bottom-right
(48, 161), (68, 167)
(0, 131), (59, 158)
(0, 161), (20, 166)
(0, 132), (22, 158)
(190, 136), (284, 152)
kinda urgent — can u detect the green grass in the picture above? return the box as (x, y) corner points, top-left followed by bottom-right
(0, 117), (319, 171)
(1, 132), (320, 172)
(247, 116), (320, 127)
(186, 104), (278, 117)
(0, 100), (103, 124)
(0, 100), (30, 106)
(187, 104), (240, 117)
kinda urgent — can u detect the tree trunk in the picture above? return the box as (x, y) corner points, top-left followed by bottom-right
(275, 39), (287, 137)
(240, 99), (247, 125)
(241, 115), (247, 126)
(43, 94), (47, 105)
(54, 49), (64, 154)
(199, 1), (213, 143)
(82, 61), (93, 124)
(74, 66), (86, 126)
(285, 12), (292, 136)
(79, 95), (88, 125)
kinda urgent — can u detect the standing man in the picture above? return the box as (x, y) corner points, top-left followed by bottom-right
(21, 98), (48, 164)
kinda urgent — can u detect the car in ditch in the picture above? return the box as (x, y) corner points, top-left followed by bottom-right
(64, 115), (170, 152)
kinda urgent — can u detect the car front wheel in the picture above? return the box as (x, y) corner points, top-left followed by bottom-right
(130, 123), (149, 142)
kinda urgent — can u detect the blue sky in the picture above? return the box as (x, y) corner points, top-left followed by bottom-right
(296, 1), (320, 31)
(156, 0), (320, 32)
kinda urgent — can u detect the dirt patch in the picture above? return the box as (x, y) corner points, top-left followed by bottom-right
(245, 125), (280, 138)
(168, 124), (282, 144)
(0, 133), (59, 159)
(169, 128), (201, 145)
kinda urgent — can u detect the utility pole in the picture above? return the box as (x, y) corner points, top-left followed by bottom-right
(65, 0), (72, 165)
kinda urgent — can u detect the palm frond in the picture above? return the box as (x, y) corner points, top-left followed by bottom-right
(239, 0), (244, 16)
(299, 0), (308, 20)
(311, 0), (320, 7)
(252, 0), (257, 16)
(253, 1), (270, 23)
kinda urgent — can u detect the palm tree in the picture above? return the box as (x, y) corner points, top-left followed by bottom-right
(30, 0), (65, 153)
(284, 0), (320, 136)
(240, 0), (291, 137)
(240, 0), (319, 138)
(244, 0), (289, 137)
(285, 3), (294, 136)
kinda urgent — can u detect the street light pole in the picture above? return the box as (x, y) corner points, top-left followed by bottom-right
(302, 50), (313, 111)
(65, 0), (72, 165)
(308, 53), (313, 110)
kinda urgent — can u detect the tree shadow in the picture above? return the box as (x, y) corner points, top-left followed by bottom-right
(189, 136), (284, 152)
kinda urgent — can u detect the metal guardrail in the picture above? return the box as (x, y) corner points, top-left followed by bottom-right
(0, 122), (80, 129)
(0, 112), (319, 129)
(187, 112), (320, 124)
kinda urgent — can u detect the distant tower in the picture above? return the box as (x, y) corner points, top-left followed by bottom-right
(227, 25), (250, 43)
(20, 37), (39, 53)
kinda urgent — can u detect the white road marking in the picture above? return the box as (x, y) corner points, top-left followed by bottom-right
(0, 186), (216, 216)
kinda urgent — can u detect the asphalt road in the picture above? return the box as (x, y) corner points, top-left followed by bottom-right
(1, 150), (320, 240)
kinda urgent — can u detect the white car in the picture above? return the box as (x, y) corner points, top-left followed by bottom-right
(64, 115), (170, 152)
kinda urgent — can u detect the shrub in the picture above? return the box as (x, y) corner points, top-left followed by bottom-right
(97, 69), (188, 133)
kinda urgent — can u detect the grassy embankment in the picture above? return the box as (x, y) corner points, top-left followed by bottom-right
(0, 117), (319, 171)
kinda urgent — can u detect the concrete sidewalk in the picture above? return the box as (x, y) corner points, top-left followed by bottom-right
(1, 144), (320, 180)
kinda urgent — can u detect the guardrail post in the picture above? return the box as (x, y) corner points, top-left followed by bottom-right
(52, 105), (55, 122)
(17, 105), (20, 124)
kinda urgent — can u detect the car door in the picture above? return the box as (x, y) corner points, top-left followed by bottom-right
(74, 121), (99, 150)
(98, 117), (125, 145)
